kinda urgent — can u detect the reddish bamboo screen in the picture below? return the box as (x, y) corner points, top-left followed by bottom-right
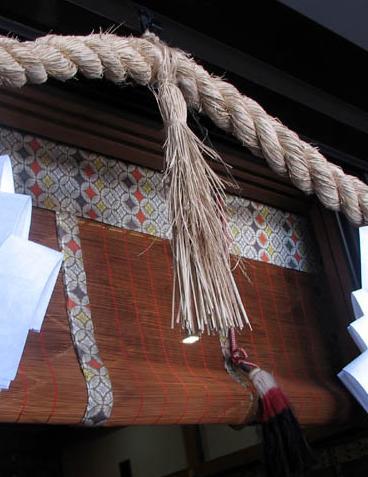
(0, 208), (353, 426)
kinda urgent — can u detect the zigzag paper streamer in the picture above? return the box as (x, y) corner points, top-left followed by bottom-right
(339, 226), (368, 412)
(0, 154), (62, 390)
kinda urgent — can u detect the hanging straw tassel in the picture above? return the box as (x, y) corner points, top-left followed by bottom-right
(150, 41), (249, 335)
(229, 329), (314, 476)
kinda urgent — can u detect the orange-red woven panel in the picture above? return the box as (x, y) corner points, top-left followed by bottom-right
(0, 209), (353, 426)
(79, 219), (353, 427)
(79, 220), (254, 425)
(231, 261), (353, 425)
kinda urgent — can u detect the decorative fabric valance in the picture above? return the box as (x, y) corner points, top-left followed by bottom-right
(0, 126), (318, 273)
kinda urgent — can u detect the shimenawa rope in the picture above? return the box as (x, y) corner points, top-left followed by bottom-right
(0, 32), (366, 226)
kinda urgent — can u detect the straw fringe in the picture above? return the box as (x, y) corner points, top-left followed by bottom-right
(153, 51), (249, 333)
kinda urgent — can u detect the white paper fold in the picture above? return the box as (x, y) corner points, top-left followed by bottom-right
(0, 235), (63, 331)
(348, 316), (368, 352)
(351, 289), (368, 320)
(341, 226), (368, 412)
(0, 235), (62, 388)
(0, 272), (37, 386)
(360, 226), (368, 291)
(338, 350), (368, 413)
(0, 191), (32, 245)
(0, 155), (63, 390)
(0, 155), (14, 193)
(0, 235), (63, 388)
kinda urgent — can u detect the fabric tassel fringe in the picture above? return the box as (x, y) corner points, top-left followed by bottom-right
(229, 330), (314, 476)
(249, 367), (315, 476)
(151, 44), (249, 335)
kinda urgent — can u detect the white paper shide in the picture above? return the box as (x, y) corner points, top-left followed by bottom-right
(338, 225), (368, 412)
(0, 155), (63, 390)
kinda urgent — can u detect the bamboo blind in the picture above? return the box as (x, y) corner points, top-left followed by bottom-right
(0, 208), (353, 425)
(0, 209), (86, 424)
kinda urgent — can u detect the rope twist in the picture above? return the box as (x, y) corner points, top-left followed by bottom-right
(0, 32), (367, 225)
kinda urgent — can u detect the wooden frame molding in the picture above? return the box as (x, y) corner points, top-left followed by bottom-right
(0, 84), (308, 214)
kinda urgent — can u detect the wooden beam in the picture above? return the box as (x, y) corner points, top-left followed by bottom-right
(67, 0), (368, 137)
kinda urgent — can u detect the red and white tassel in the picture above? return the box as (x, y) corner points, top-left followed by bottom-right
(249, 367), (291, 422)
(229, 329), (314, 476)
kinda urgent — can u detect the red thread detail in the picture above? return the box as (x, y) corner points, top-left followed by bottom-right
(265, 265), (291, 378)
(260, 387), (289, 421)
(235, 265), (262, 368)
(84, 164), (95, 178)
(131, 168), (143, 182)
(29, 138), (41, 152)
(197, 338), (212, 424)
(285, 270), (314, 415)
(291, 231), (299, 244)
(214, 268), (246, 423)
(252, 263), (278, 373)
(218, 200), (251, 416)
(229, 329), (257, 369)
(67, 297), (77, 310)
(87, 358), (102, 370)
(121, 232), (168, 424)
(30, 182), (42, 198)
(145, 241), (190, 425)
(294, 251), (302, 263)
(136, 210), (145, 224)
(134, 190), (144, 202)
(39, 330), (58, 423)
(260, 251), (270, 263)
(302, 273), (328, 380)
(163, 241), (209, 424)
(31, 160), (41, 174)
(102, 228), (144, 424)
(66, 239), (80, 253)
(256, 214), (265, 225)
(87, 208), (98, 220)
(16, 365), (29, 423)
(85, 185), (97, 200)
(259, 231), (268, 246)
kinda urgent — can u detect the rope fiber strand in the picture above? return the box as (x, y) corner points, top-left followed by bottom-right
(0, 32), (367, 225)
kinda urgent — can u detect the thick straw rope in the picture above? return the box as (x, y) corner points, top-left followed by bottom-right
(0, 32), (367, 225)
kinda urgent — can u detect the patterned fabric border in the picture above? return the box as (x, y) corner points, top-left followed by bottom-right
(56, 212), (113, 425)
(0, 126), (319, 272)
(227, 196), (318, 272)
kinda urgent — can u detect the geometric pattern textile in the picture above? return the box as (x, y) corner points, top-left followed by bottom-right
(56, 212), (113, 425)
(227, 196), (318, 273)
(0, 126), (318, 272)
